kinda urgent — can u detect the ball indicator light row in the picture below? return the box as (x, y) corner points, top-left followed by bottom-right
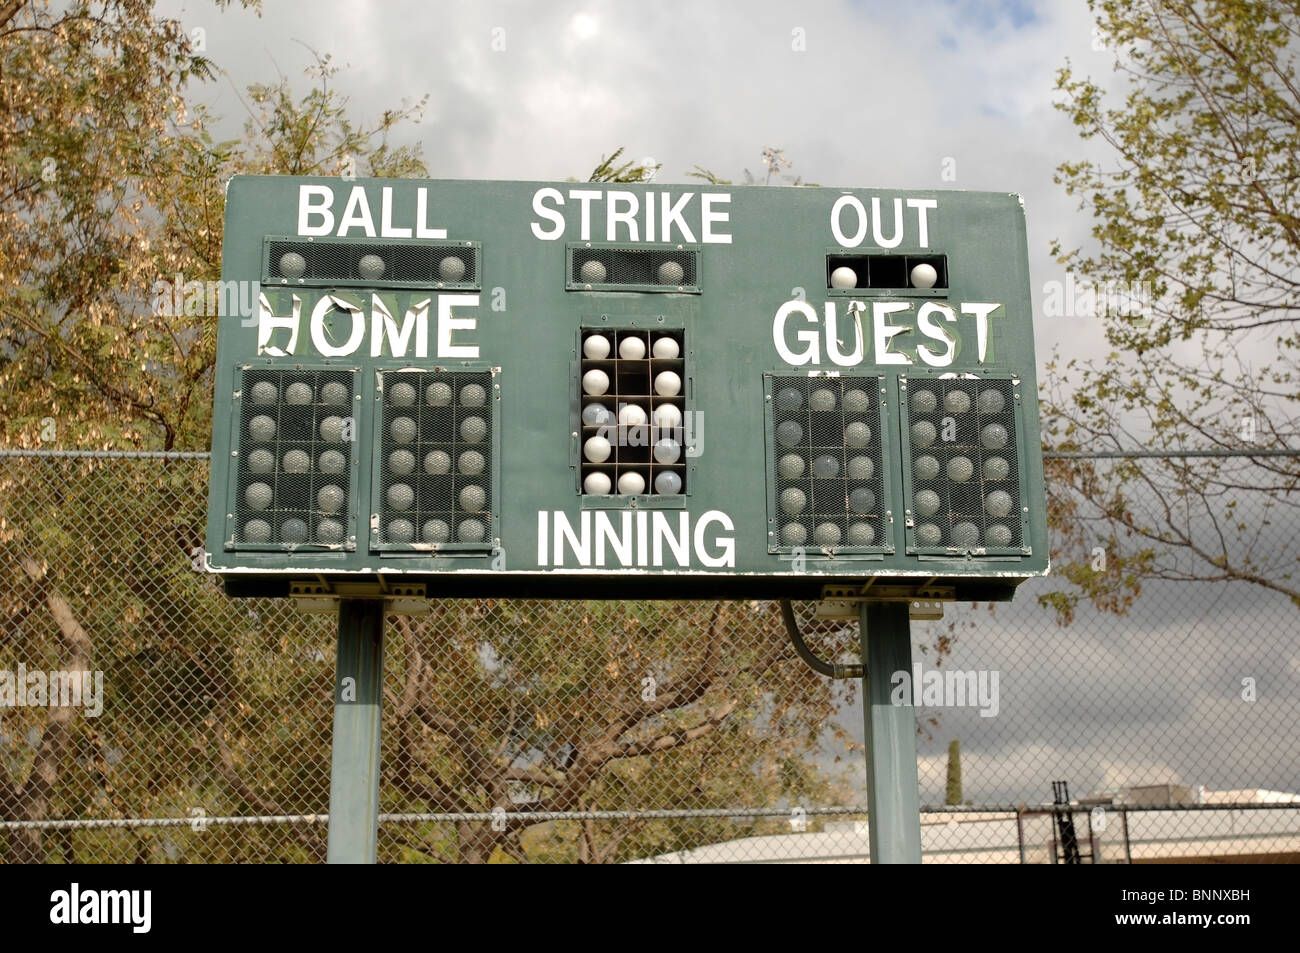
(576, 259), (686, 286)
(277, 251), (468, 283)
(248, 379), (349, 407)
(828, 263), (937, 290)
(909, 388), (1006, 417)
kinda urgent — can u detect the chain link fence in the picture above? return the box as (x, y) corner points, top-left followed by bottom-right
(0, 449), (1296, 863)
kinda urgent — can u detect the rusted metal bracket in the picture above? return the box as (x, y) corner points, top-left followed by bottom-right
(814, 583), (957, 621)
(290, 580), (429, 615)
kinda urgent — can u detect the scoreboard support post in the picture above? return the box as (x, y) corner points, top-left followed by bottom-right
(326, 599), (386, 864)
(860, 601), (923, 864)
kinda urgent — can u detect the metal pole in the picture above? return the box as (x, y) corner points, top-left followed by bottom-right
(860, 601), (923, 863)
(327, 598), (386, 864)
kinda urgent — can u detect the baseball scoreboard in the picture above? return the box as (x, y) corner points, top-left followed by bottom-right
(205, 176), (1047, 600)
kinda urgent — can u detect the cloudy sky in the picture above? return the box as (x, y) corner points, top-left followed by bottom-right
(162, 0), (1109, 366)
(157, 0), (1299, 808)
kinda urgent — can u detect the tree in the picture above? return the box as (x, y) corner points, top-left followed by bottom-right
(1043, 0), (1300, 620)
(0, 1), (425, 453)
(383, 600), (854, 863)
(688, 146), (819, 187)
(582, 147), (660, 183)
(0, 0), (427, 862)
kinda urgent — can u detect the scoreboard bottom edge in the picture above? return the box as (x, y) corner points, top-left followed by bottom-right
(220, 573), (1028, 602)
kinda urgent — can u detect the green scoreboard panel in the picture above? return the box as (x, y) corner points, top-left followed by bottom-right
(205, 176), (1047, 600)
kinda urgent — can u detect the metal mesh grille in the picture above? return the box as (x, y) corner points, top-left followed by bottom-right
(901, 376), (1022, 552)
(265, 239), (478, 287)
(767, 375), (887, 551)
(2, 451), (1299, 863)
(579, 330), (687, 497)
(569, 247), (699, 290)
(374, 370), (495, 550)
(233, 368), (356, 550)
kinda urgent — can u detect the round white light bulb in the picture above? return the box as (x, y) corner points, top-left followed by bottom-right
(385, 483), (414, 511)
(385, 519), (413, 544)
(654, 471), (682, 494)
(617, 471), (646, 495)
(944, 390), (971, 415)
(388, 416), (416, 443)
(247, 449), (275, 473)
(778, 454), (805, 479)
(244, 482), (273, 510)
(582, 369), (610, 396)
(657, 260), (685, 285)
(318, 450), (346, 473)
(652, 336), (680, 359)
(830, 266), (858, 289)
(459, 451), (485, 475)
(947, 455), (975, 483)
(439, 255), (466, 281)
(618, 403), (648, 427)
(459, 416), (487, 443)
(652, 404), (682, 429)
(317, 484), (346, 513)
(845, 422), (872, 448)
(317, 519), (345, 543)
(654, 370), (681, 397)
(809, 388), (836, 412)
(279, 252), (306, 279)
(814, 523), (842, 546)
(320, 416), (348, 442)
(285, 382), (313, 405)
(846, 456), (874, 481)
(458, 485), (486, 512)
(582, 403), (613, 426)
(653, 438), (681, 464)
(388, 450), (415, 475)
(244, 519), (272, 542)
(248, 415), (276, 441)
(424, 450), (451, 475)
(618, 336), (647, 360)
(282, 450), (310, 473)
(910, 263), (938, 289)
(321, 381), (350, 405)
(780, 487), (807, 516)
(781, 523), (807, 546)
